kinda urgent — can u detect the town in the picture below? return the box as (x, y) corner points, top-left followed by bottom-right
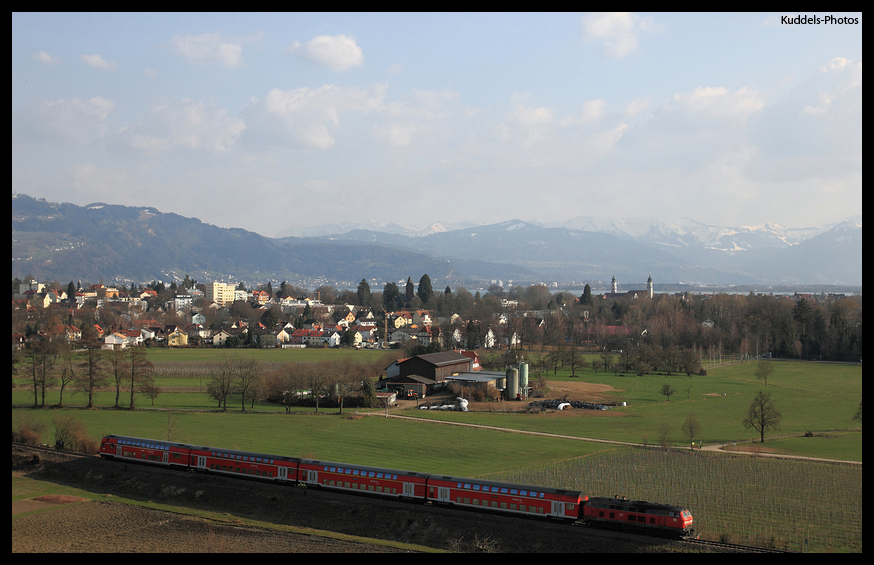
(12, 273), (861, 365)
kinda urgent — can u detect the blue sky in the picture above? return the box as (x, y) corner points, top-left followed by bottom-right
(12, 12), (862, 237)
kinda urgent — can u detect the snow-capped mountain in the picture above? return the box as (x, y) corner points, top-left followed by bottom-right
(308, 215), (861, 285)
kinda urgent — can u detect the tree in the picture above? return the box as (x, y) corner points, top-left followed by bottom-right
(127, 346), (154, 409)
(233, 357), (261, 412)
(356, 279), (371, 307)
(681, 412), (701, 448)
(76, 340), (105, 409)
(743, 390), (782, 443)
(57, 348), (77, 407)
(105, 347), (127, 408)
(580, 284), (594, 307)
(755, 359), (774, 386)
(661, 383), (676, 402)
(208, 355), (236, 410)
(417, 274), (434, 304)
(383, 282), (401, 311)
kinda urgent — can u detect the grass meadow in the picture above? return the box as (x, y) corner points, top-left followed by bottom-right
(11, 349), (862, 551)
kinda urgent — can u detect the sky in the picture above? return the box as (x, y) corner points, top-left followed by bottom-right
(12, 12), (862, 237)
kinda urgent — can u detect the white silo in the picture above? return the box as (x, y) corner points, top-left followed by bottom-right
(519, 362), (529, 399)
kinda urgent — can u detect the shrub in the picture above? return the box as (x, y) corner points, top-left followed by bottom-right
(15, 417), (47, 446)
(53, 416), (99, 454)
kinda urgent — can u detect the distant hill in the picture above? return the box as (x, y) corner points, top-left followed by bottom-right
(12, 194), (861, 286)
(11, 194), (469, 286)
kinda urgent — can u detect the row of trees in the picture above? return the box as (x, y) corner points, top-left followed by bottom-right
(203, 353), (400, 414)
(15, 330), (156, 410)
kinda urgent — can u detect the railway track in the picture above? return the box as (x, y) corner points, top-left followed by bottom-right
(14, 443), (792, 553)
(681, 537), (793, 553)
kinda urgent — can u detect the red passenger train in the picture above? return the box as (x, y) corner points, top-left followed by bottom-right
(99, 434), (696, 539)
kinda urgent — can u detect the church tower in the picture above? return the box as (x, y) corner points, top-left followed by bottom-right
(647, 274), (653, 299)
(611, 275), (618, 294)
(405, 277), (414, 302)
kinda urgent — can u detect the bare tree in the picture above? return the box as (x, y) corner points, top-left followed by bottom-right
(233, 357), (261, 412)
(57, 348), (77, 407)
(76, 339), (105, 409)
(657, 421), (671, 452)
(306, 361), (331, 413)
(208, 356), (236, 410)
(661, 383), (676, 402)
(104, 347), (127, 408)
(743, 390), (782, 443)
(681, 412), (701, 449)
(142, 382), (162, 406)
(127, 346), (154, 410)
(755, 359), (774, 386)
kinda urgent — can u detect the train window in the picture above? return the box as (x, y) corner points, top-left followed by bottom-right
(473, 485), (481, 491)
(520, 490), (527, 496)
(510, 489), (518, 495)
(463, 483), (471, 489)
(369, 472), (376, 477)
(510, 504), (517, 511)
(491, 487), (499, 493)
(377, 473), (383, 478)
(539, 493), (545, 498)
(500, 502), (507, 509)
(501, 488), (508, 494)
(491, 501), (498, 508)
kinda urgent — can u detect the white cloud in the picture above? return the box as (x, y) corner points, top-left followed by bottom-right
(374, 123), (417, 148)
(288, 34), (364, 71)
(171, 32), (245, 68)
(562, 99), (607, 127)
(79, 53), (118, 70)
(625, 96), (650, 117)
(115, 98), (245, 154)
(672, 86), (766, 120)
(802, 57), (862, 115)
(32, 51), (61, 65)
(243, 83), (386, 149)
(13, 97), (114, 145)
(581, 12), (652, 58)
(68, 163), (136, 200)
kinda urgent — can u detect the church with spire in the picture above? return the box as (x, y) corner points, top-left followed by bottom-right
(601, 275), (654, 300)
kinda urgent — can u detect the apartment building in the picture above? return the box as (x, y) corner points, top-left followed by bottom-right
(205, 282), (236, 307)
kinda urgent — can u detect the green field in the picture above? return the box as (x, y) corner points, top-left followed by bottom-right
(12, 351), (862, 551)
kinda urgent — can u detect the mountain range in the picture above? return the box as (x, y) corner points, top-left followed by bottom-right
(12, 194), (861, 288)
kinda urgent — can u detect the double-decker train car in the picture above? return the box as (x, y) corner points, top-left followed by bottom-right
(188, 444), (301, 483)
(298, 459), (430, 500)
(98, 435), (694, 539)
(99, 434), (193, 469)
(424, 474), (586, 521)
(582, 496), (695, 538)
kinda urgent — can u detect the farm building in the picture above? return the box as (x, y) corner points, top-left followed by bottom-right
(377, 351), (474, 398)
